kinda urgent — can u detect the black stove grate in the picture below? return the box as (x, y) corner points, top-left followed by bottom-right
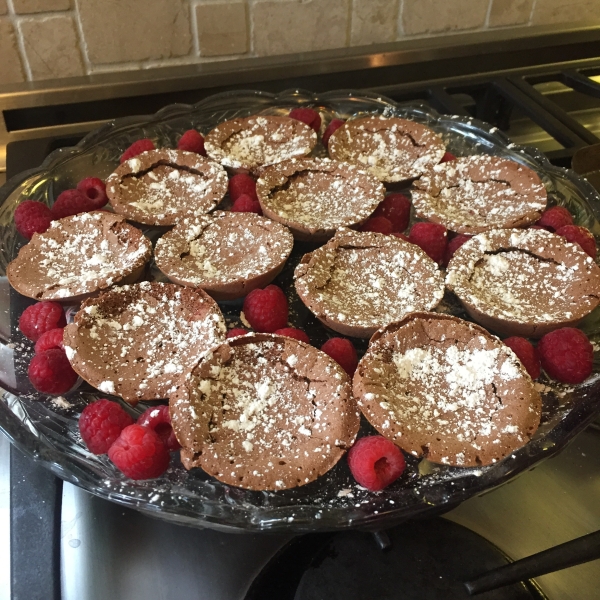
(368, 65), (600, 168)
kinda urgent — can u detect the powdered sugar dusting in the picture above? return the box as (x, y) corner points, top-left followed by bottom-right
(64, 282), (226, 402)
(171, 335), (359, 490)
(328, 115), (445, 182)
(392, 345), (519, 414)
(154, 211), (293, 290)
(412, 155), (547, 233)
(295, 229), (444, 334)
(7, 212), (151, 301)
(446, 228), (600, 324)
(205, 115), (317, 170)
(257, 158), (385, 234)
(355, 314), (542, 467)
(105, 149), (228, 226)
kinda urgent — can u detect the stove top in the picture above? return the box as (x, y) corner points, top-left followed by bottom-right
(1, 23), (600, 600)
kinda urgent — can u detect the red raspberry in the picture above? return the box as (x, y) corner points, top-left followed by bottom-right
(391, 232), (410, 242)
(120, 138), (155, 163)
(441, 151), (457, 162)
(320, 337), (358, 376)
(556, 225), (597, 258)
(79, 399), (134, 454)
(538, 328), (594, 384)
(537, 206), (573, 231)
(51, 189), (96, 219)
(360, 217), (393, 234)
(108, 424), (170, 480)
(14, 200), (53, 239)
(408, 222), (448, 264)
(137, 405), (180, 452)
(274, 327), (310, 344)
(76, 177), (108, 210)
(19, 302), (66, 341)
(242, 285), (288, 333)
(443, 234), (471, 266)
(177, 129), (206, 155)
(322, 118), (345, 147)
(28, 349), (78, 395)
(371, 193), (411, 232)
(34, 328), (65, 354)
(503, 337), (541, 380)
(227, 328), (251, 338)
(347, 436), (406, 491)
(231, 194), (262, 215)
(289, 107), (321, 133)
(229, 173), (258, 202)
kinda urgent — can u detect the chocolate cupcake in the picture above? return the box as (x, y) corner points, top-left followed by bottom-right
(294, 229), (445, 338)
(354, 313), (542, 467)
(204, 115), (317, 172)
(327, 116), (445, 183)
(256, 158), (385, 242)
(446, 228), (600, 338)
(105, 149), (228, 226)
(154, 211), (294, 300)
(7, 211), (151, 302)
(412, 155), (547, 234)
(63, 282), (226, 402)
(170, 333), (360, 491)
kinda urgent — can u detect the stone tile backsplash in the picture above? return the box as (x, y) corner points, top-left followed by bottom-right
(0, 0), (598, 84)
(19, 15), (84, 79)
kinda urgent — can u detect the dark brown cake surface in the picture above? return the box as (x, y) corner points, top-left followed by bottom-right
(294, 229), (445, 338)
(105, 148), (228, 226)
(170, 333), (360, 491)
(446, 228), (600, 337)
(7, 211), (152, 302)
(63, 282), (226, 402)
(256, 158), (385, 241)
(204, 115), (317, 171)
(353, 313), (542, 467)
(327, 116), (445, 182)
(154, 211), (294, 299)
(412, 155), (547, 234)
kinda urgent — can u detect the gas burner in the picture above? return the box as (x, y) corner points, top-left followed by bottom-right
(245, 519), (544, 600)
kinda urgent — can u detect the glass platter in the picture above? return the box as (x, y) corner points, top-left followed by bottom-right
(1, 89), (600, 533)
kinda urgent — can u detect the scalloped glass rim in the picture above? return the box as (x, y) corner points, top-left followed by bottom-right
(1, 89), (600, 533)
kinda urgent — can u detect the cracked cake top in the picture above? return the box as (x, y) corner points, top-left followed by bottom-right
(446, 228), (600, 338)
(106, 149), (228, 226)
(327, 115), (446, 183)
(7, 211), (152, 302)
(154, 211), (294, 300)
(412, 155), (547, 234)
(294, 228), (445, 338)
(204, 115), (317, 172)
(170, 333), (360, 490)
(63, 282), (226, 402)
(353, 312), (542, 467)
(256, 157), (385, 242)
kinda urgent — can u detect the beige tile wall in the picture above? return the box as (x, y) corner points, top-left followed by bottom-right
(0, 0), (599, 84)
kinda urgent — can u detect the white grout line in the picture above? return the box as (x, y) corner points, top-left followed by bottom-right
(190, 0), (201, 57)
(484, 0), (493, 29)
(72, 0), (93, 75)
(6, 0), (32, 81)
(347, 0), (354, 46)
(87, 51), (250, 75)
(529, 0), (538, 25)
(248, 0), (256, 55)
(397, 0), (405, 38)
